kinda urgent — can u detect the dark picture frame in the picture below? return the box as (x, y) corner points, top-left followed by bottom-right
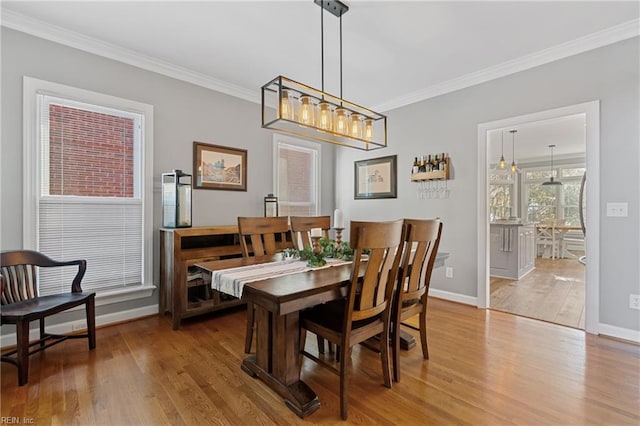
(193, 142), (247, 191)
(354, 155), (397, 199)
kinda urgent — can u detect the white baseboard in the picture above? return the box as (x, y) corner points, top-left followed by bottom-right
(0, 304), (159, 348)
(598, 323), (640, 343)
(429, 288), (478, 306)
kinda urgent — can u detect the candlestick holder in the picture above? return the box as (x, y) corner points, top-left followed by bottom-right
(311, 235), (323, 254)
(334, 228), (344, 245)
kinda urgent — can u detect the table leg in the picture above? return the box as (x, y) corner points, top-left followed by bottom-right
(241, 306), (320, 418)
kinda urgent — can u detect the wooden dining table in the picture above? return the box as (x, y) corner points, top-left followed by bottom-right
(196, 252), (448, 418)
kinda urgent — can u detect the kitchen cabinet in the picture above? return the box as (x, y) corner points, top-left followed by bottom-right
(490, 222), (535, 280)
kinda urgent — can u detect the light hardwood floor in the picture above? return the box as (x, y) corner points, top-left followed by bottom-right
(491, 255), (585, 329)
(2, 298), (638, 425)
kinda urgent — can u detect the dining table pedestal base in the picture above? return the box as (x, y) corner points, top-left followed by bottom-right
(241, 306), (321, 418)
(241, 356), (320, 418)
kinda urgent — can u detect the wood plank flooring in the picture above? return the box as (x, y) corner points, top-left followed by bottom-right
(2, 298), (639, 425)
(491, 255), (585, 329)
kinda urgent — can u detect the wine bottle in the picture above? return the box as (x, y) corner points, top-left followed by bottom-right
(412, 157), (419, 174)
(439, 153), (447, 171)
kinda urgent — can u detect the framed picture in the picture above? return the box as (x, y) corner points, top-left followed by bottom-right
(193, 142), (247, 191)
(354, 155), (397, 199)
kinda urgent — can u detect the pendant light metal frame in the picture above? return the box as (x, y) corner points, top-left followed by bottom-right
(261, 0), (387, 151)
(542, 144), (563, 186)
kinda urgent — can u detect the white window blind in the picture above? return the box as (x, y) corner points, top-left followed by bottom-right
(38, 199), (143, 294)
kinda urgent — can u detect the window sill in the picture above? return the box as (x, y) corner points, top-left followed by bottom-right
(95, 285), (156, 307)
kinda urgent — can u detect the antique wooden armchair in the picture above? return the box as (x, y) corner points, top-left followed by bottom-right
(1, 250), (96, 385)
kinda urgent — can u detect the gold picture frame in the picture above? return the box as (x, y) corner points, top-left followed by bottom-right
(193, 142), (247, 191)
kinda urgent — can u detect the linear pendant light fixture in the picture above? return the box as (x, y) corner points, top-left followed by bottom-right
(542, 144), (563, 186)
(261, 0), (387, 150)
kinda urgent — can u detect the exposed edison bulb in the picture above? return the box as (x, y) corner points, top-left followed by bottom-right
(364, 118), (374, 141)
(280, 89), (294, 120)
(317, 102), (333, 131)
(350, 114), (363, 138)
(510, 161), (517, 174)
(499, 156), (506, 169)
(334, 108), (349, 135)
(298, 95), (315, 126)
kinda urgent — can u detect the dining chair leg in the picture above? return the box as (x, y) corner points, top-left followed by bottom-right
(339, 344), (349, 420)
(419, 309), (429, 360)
(39, 318), (46, 348)
(86, 296), (96, 350)
(244, 302), (255, 353)
(380, 325), (392, 389)
(392, 321), (401, 382)
(16, 319), (30, 386)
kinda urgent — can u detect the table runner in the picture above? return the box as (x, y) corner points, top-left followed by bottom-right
(211, 258), (351, 298)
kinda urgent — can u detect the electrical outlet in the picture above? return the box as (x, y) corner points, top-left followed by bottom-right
(71, 321), (85, 331)
(630, 294), (640, 310)
(445, 267), (453, 279)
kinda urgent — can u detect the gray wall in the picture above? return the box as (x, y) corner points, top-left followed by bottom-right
(336, 37), (640, 332)
(0, 28), (336, 326)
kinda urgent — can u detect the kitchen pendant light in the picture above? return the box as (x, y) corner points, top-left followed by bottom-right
(261, 0), (387, 150)
(509, 130), (518, 174)
(499, 130), (506, 169)
(542, 144), (563, 186)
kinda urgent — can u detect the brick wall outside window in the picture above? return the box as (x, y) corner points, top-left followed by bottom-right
(49, 104), (134, 197)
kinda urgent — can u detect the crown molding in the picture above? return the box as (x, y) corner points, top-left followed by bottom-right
(2, 9), (637, 111)
(0, 9), (260, 104)
(374, 18), (640, 112)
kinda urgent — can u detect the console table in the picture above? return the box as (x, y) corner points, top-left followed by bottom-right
(159, 225), (245, 329)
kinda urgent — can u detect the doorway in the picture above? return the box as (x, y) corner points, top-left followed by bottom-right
(487, 117), (586, 329)
(476, 101), (600, 334)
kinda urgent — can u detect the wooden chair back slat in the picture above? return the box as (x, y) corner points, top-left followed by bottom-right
(1, 264), (38, 304)
(289, 216), (331, 250)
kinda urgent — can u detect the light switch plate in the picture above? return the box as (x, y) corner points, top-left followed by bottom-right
(606, 202), (628, 217)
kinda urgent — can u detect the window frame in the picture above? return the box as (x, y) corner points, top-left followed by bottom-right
(272, 134), (321, 217)
(23, 77), (155, 305)
(521, 162), (585, 226)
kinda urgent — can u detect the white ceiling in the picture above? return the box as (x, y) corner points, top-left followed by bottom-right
(2, 1), (638, 158)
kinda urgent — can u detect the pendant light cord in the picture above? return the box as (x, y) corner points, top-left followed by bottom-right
(340, 14), (343, 101)
(320, 4), (324, 95)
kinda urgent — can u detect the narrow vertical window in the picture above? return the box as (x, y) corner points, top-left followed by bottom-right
(274, 136), (320, 217)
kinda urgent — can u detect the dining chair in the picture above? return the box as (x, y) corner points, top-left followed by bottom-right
(391, 218), (442, 382)
(289, 216), (333, 354)
(289, 216), (331, 251)
(1, 250), (96, 386)
(300, 220), (403, 420)
(536, 221), (559, 259)
(237, 216), (291, 353)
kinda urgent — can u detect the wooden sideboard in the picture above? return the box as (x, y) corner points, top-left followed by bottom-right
(159, 225), (245, 329)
